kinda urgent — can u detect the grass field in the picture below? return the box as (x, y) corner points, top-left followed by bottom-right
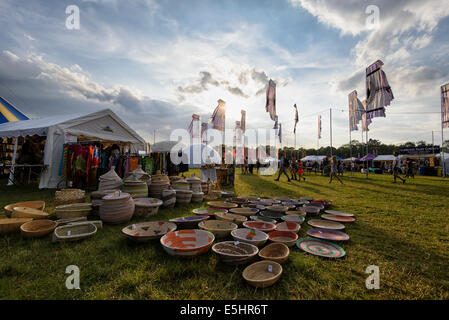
(1, 171), (448, 300)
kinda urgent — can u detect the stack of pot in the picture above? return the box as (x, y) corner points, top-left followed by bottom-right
(148, 173), (170, 199)
(187, 174), (204, 203)
(172, 178), (192, 205)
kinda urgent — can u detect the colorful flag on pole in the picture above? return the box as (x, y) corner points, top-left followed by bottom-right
(348, 90), (365, 131)
(201, 122), (208, 143)
(278, 123), (282, 143)
(318, 115), (322, 139)
(442, 83), (449, 128)
(361, 99), (371, 131)
(266, 79), (276, 121)
(240, 110), (246, 133)
(273, 115), (278, 130)
(211, 99), (226, 131)
(188, 114), (200, 138)
(293, 104), (299, 133)
(365, 60), (394, 120)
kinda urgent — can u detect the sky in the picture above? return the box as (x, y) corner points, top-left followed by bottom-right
(0, 0), (448, 148)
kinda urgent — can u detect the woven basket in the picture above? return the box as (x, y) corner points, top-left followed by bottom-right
(0, 218), (33, 234)
(54, 189), (86, 207)
(258, 243), (290, 264)
(12, 207), (49, 219)
(4, 201), (45, 218)
(20, 220), (58, 238)
(53, 223), (97, 241)
(242, 260), (283, 288)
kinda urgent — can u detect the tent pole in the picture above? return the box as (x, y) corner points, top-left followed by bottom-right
(366, 129), (369, 179)
(7, 136), (18, 186)
(349, 127), (352, 178)
(442, 104), (446, 178)
(330, 108), (333, 157)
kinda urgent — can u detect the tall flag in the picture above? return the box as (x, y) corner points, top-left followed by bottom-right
(442, 83), (449, 128)
(265, 79), (276, 121)
(293, 104), (299, 133)
(201, 122), (208, 143)
(348, 90), (365, 131)
(273, 115), (278, 130)
(361, 99), (371, 131)
(188, 114), (200, 138)
(240, 110), (246, 133)
(365, 60), (394, 120)
(278, 123), (282, 143)
(211, 99), (226, 131)
(0, 96), (29, 124)
(318, 115), (322, 139)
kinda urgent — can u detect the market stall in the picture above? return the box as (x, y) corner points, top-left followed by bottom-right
(0, 109), (146, 189)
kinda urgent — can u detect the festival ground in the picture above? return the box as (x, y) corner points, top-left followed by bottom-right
(0, 171), (448, 300)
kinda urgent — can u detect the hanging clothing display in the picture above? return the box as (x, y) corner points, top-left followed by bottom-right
(365, 60), (394, 120)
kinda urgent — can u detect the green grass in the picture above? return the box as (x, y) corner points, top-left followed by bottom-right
(0, 171), (448, 300)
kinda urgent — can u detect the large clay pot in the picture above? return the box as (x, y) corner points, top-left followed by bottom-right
(99, 192), (134, 224)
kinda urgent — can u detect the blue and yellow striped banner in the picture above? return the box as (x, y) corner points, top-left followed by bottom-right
(0, 96), (29, 124)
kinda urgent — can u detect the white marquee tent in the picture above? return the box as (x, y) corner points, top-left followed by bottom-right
(0, 108), (146, 189)
(301, 155), (327, 163)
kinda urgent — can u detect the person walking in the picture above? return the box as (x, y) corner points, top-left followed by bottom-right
(392, 152), (406, 184)
(296, 160), (306, 182)
(274, 154), (291, 182)
(290, 157), (298, 180)
(329, 156), (343, 184)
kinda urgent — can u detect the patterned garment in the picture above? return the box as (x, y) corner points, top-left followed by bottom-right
(365, 60), (394, 120)
(211, 99), (226, 131)
(266, 79), (276, 121)
(442, 83), (449, 128)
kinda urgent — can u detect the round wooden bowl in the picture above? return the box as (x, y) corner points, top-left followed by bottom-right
(249, 215), (277, 224)
(170, 215), (210, 229)
(20, 220), (58, 238)
(12, 207), (49, 219)
(198, 220), (238, 238)
(160, 229), (215, 258)
(276, 221), (301, 233)
(215, 212), (247, 225)
(0, 218), (33, 234)
(207, 201), (239, 209)
(4, 201), (45, 218)
(121, 221), (177, 242)
(281, 214), (305, 224)
(212, 241), (259, 265)
(242, 260), (283, 288)
(242, 221), (276, 233)
(229, 207), (259, 217)
(258, 243), (290, 264)
(231, 228), (268, 247)
(268, 230), (298, 247)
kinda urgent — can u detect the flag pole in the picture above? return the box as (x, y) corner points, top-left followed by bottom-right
(366, 129), (369, 179)
(330, 108), (333, 157)
(442, 87), (446, 177)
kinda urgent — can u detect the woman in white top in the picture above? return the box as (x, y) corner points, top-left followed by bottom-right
(392, 152), (405, 184)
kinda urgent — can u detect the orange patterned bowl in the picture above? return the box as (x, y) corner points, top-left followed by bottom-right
(160, 229), (215, 258)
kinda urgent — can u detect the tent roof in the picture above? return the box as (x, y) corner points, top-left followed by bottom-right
(301, 155), (327, 162)
(343, 157), (357, 162)
(151, 140), (186, 153)
(0, 108), (145, 145)
(373, 155), (395, 161)
(358, 153), (376, 161)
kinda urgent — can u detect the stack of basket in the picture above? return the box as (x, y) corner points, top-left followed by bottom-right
(161, 188), (176, 209)
(55, 203), (92, 219)
(98, 167), (123, 191)
(130, 166), (151, 185)
(173, 179), (192, 205)
(122, 175), (148, 198)
(99, 191), (135, 224)
(148, 173), (170, 199)
(187, 174), (204, 203)
(54, 189), (86, 207)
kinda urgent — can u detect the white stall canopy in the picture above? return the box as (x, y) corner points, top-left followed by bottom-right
(0, 108), (146, 189)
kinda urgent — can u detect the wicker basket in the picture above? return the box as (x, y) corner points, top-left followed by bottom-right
(258, 243), (290, 264)
(0, 218), (33, 234)
(53, 223), (97, 242)
(4, 201), (45, 218)
(12, 207), (49, 219)
(242, 260), (283, 288)
(55, 217), (87, 226)
(55, 203), (92, 219)
(20, 220), (58, 238)
(212, 241), (259, 265)
(54, 189), (86, 207)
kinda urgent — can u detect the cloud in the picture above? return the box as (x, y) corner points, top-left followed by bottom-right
(226, 86), (249, 98)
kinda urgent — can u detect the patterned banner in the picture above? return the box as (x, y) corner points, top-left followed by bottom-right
(348, 90), (365, 131)
(266, 79), (276, 121)
(293, 104), (299, 133)
(442, 83), (449, 128)
(365, 59), (393, 120)
(361, 99), (371, 131)
(240, 109), (246, 133)
(211, 99), (226, 131)
(278, 123), (282, 143)
(188, 114), (200, 138)
(201, 122), (208, 143)
(318, 115), (322, 139)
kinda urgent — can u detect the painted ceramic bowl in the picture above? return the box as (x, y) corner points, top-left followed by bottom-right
(229, 207), (259, 217)
(160, 229), (215, 258)
(212, 241), (259, 265)
(242, 221), (276, 233)
(301, 206), (321, 216)
(169, 215), (210, 229)
(324, 210), (354, 217)
(275, 221), (301, 233)
(122, 221), (177, 242)
(299, 197), (314, 202)
(267, 230), (298, 247)
(198, 220), (238, 238)
(228, 197), (248, 206)
(231, 228), (268, 247)
(304, 203), (325, 211)
(249, 216), (277, 224)
(281, 214), (305, 224)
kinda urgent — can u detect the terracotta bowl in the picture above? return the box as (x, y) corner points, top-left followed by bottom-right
(267, 230), (298, 247)
(242, 221), (276, 233)
(242, 260), (283, 288)
(212, 241), (259, 265)
(258, 243), (290, 264)
(276, 221), (301, 233)
(160, 229), (215, 258)
(231, 228), (268, 247)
